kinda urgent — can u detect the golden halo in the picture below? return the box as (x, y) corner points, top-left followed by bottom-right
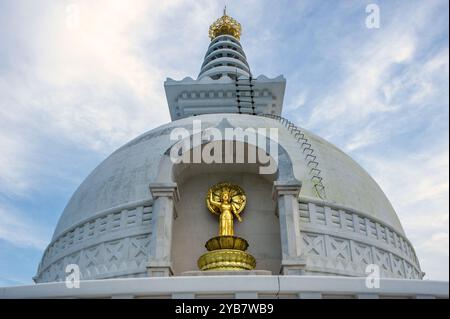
(206, 182), (246, 216)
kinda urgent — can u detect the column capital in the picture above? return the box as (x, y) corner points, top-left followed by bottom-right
(149, 182), (180, 202)
(272, 180), (302, 199)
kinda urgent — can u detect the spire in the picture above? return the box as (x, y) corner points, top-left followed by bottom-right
(208, 8), (242, 40)
(199, 9), (250, 80)
(164, 9), (286, 121)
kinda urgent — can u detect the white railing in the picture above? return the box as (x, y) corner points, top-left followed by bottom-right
(1, 276), (447, 299)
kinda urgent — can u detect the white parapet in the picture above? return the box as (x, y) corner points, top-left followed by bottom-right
(1, 276), (448, 299)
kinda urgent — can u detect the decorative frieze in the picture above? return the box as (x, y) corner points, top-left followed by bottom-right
(298, 199), (422, 279)
(35, 202), (153, 283)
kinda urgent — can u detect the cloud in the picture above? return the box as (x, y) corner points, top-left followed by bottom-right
(307, 19), (415, 129)
(343, 123), (383, 152)
(1, 1), (169, 151)
(0, 134), (30, 196)
(0, 0), (225, 198)
(0, 205), (51, 250)
(301, 1), (448, 153)
(359, 145), (449, 280)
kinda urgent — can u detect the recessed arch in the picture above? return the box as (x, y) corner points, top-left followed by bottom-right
(152, 127), (300, 275)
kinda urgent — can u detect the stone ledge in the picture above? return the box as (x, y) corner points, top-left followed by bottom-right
(180, 270), (272, 276)
(2, 276), (448, 299)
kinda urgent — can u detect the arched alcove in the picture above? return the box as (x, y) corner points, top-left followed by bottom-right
(172, 170), (280, 274)
(149, 128), (300, 276)
(167, 137), (295, 275)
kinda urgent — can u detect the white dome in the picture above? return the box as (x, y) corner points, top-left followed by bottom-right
(53, 114), (403, 238)
(35, 114), (421, 282)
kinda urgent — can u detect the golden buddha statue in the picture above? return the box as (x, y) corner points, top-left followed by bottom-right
(206, 182), (246, 236)
(198, 182), (255, 271)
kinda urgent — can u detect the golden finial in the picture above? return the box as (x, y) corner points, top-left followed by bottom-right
(208, 7), (242, 40)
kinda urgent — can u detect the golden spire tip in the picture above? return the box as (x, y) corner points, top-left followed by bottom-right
(208, 6), (242, 40)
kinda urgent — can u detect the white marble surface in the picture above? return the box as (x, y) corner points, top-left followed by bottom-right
(52, 114), (405, 239)
(1, 276), (448, 299)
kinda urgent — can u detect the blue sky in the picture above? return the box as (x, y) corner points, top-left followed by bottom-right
(0, 0), (448, 285)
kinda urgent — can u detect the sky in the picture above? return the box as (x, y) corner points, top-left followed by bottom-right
(0, 0), (448, 285)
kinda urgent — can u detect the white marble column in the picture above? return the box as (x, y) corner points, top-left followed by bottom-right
(147, 182), (180, 277)
(272, 181), (306, 275)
